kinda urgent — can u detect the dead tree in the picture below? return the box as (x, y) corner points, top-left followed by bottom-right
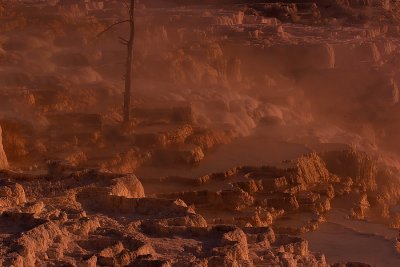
(98, 0), (135, 123)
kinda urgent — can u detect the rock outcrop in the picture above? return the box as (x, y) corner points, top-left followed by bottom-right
(0, 126), (8, 169)
(0, 167), (330, 266)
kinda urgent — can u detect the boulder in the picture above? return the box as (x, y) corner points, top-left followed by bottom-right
(109, 174), (145, 198)
(0, 180), (26, 210)
(176, 145), (204, 164)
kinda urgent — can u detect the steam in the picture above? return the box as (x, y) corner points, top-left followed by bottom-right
(1, 1), (400, 173)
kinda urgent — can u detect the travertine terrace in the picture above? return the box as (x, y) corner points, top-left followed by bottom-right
(1, 0), (400, 266)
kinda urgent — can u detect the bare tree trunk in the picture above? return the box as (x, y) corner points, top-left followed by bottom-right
(124, 0), (135, 122)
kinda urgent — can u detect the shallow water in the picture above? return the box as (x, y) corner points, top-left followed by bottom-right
(304, 222), (400, 267)
(137, 130), (310, 180)
(304, 208), (400, 267)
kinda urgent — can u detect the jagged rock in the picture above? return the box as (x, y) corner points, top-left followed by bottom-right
(234, 179), (262, 194)
(210, 226), (252, 266)
(250, 209), (274, 227)
(220, 228), (249, 260)
(313, 184), (335, 199)
(293, 153), (332, 185)
(245, 226), (276, 245)
(67, 217), (100, 237)
(276, 235), (309, 257)
(322, 150), (378, 191)
(267, 193), (299, 211)
(21, 201), (45, 214)
(297, 192), (331, 213)
(14, 221), (65, 266)
(334, 177), (353, 195)
(219, 188), (255, 211)
(0, 180), (26, 209)
(350, 194), (370, 220)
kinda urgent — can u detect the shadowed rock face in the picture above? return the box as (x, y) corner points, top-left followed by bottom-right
(0, 126), (8, 170)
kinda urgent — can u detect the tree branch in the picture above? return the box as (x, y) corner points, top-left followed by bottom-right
(97, 19), (131, 37)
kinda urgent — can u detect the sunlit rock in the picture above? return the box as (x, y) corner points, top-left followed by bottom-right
(0, 126), (8, 169)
